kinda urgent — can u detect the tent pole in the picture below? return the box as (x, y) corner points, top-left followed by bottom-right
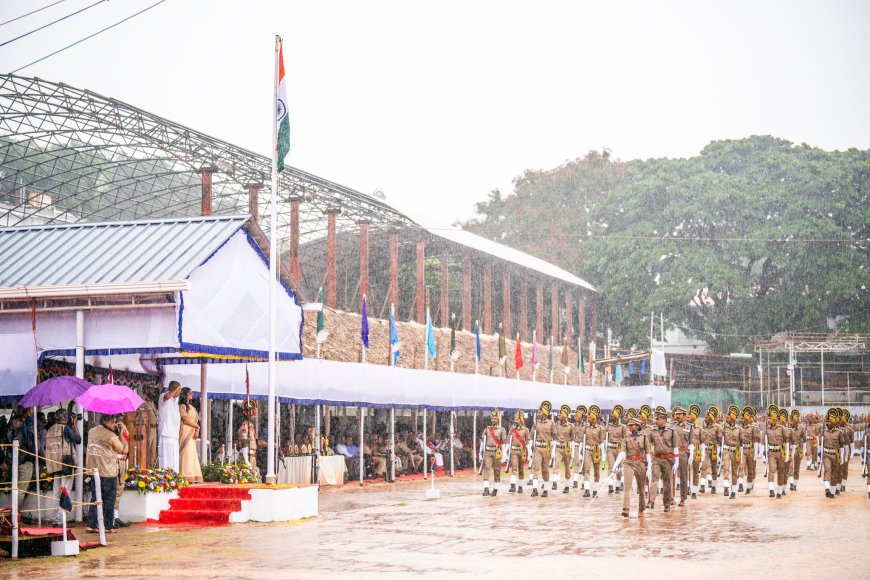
(449, 411), (455, 477)
(472, 411), (477, 476)
(74, 309), (85, 522)
(423, 408), (428, 479)
(390, 408), (396, 483)
(359, 407), (365, 486)
(200, 364), (208, 465)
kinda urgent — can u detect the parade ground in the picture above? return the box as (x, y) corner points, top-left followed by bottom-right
(3, 458), (869, 579)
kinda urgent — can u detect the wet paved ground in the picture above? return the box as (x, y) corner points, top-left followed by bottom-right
(4, 458), (870, 579)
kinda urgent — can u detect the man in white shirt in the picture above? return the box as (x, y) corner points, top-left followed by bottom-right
(157, 381), (182, 471)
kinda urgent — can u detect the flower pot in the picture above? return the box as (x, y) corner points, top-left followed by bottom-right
(119, 490), (178, 523)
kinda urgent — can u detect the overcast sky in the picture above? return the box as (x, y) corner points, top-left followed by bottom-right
(2, 1), (868, 226)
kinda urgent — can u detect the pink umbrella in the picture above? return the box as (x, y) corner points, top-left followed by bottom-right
(76, 383), (144, 415)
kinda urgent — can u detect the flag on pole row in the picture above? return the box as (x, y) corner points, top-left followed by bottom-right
(360, 295), (369, 349)
(316, 287), (328, 343)
(389, 304), (400, 365)
(426, 308), (437, 360)
(514, 334), (523, 371)
(579, 340), (585, 376)
(475, 320), (481, 362)
(276, 41), (290, 172)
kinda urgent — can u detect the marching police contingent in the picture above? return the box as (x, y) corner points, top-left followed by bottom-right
(478, 401), (869, 516)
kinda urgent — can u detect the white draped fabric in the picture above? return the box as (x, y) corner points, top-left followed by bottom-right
(161, 358), (671, 411)
(178, 230), (303, 360)
(0, 332), (38, 398)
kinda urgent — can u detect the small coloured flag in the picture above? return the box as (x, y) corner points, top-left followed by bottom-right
(578, 342), (585, 375)
(475, 320), (481, 362)
(425, 308), (437, 360)
(59, 486), (72, 512)
(360, 295), (369, 349)
(316, 287), (328, 343)
(615, 363), (623, 385)
(514, 334), (523, 371)
(389, 304), (401, 365)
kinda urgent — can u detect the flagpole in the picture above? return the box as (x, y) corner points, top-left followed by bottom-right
(265, 34), (280, 484)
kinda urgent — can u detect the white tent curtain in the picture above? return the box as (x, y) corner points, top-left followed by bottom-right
(0, 332), (38, 398)
(178, 230), (303, 360)
(162, 358), (671, 411)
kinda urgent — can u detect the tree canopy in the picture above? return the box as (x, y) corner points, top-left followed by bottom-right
(464, 136), (870, 353)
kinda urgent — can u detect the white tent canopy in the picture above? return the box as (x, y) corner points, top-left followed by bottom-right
(0, 221), (303, 398)
(162, 358), (671, 411)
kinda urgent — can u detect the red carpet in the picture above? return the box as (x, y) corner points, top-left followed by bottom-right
(155, 484), (252, 526)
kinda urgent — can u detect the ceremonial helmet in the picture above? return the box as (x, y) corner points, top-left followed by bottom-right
(825, 408), (839, 423)
(688, 404), (701, 421)
(655, 405), (667, 416)
(841, 409), (850, 422)
(640, 404), (652, 420)
(490, 408), (501, 422)
(626, 407), (638, 419)
(539, 400), (552, 415)
(790, 409), (800, 423)
(672, 406), (687, 417)
(627, 417), (643, 428)
(742, 405), (755, 421)
(612, 404), (624, 419)
(706, 405), (720, 421)
(575, 405), (587, 419)
(767, 404), (779, 420)
(515, 409), (526, 426)
(727, 405), (740, 421)
(559, 404), (571, 419)
(777, 408), (788, 423)
(241, 399), (257, 417)
(589, 405), (601, 421)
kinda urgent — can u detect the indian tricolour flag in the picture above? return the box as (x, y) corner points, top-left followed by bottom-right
(276, 41), (290, 172)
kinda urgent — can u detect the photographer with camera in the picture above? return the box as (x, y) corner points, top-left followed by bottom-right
(85, 413), (127, 534)
(44, 407), (82, 524)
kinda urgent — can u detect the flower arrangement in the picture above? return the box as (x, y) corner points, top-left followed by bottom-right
(217, 461), (260, 484)
(124, 466), (190, 494)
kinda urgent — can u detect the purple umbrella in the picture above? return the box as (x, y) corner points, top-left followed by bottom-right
(76, 383), (144, 415)
(18, 376), (93, 408)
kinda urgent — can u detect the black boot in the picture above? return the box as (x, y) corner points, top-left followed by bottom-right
(711, 486), (716, 494)
(825, 489), (834, 498)
(724, 488), (729, 497)
(491, 489), (498, 497)
(692, 492), (697, 499)
(531, 488), (539, 497)
(608, 485), (614, 494)
(563, 486), (569, 494)
(483, 488), (490, 496)
(738, 483), (744, 492)
(518, 486), (524, 494)
(552, 482), (558, 490)
(527, 479), (533, 486)
(592, 490), (598, 499)
(572, 481), (579, 489)
(776, 493), (781, 499)
(699, 485), (705, 493)
(769, 490), (775, 498)
(730, 491), (736, 499)
(542, 489), (549, 498)
(615, 486), (621, 494)
(509, 483), (516, 493)
(583, 489), (590, 498)
(745, 487), (750, 495)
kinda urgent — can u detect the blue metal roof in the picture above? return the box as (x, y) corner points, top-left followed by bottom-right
(0, 215), (248, 288)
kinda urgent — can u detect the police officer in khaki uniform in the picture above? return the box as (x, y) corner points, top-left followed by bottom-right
(672, 406), (693, 506)
(640, 405), (654, 437)
(806, 413), (821, 471)
(508, 409), (530, 494)
(821, 408), (844, 498)
(481, 409), (506, 496)
(530, 401), (556, 497)
(553, 404), (574, 493)
(688, 404), (703, 499)
(605, 405), (630, 494)
(648, 409), (679, 512)
(721, 405), (744, 500)
(777, 408), (792, 496)
(581, 405), (605, 498)
(840, 409), (854, 492)
(570, 405), (587, 489)
(765, 404), (789, 499)
(700, 406), (722, 494)
(622, 416), (652, 518)
(789, 409), (806, 491)
(740, 405), (760, 495)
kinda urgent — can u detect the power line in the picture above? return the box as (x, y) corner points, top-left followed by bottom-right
(0, 0), (108, 48)
(0, 0), (73, 28)
(12, 0), (169, 74)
